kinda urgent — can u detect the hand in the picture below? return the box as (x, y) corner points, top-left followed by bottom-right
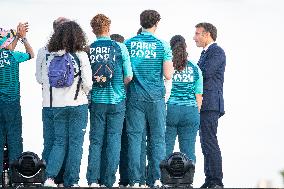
(17, 22), (29, 38)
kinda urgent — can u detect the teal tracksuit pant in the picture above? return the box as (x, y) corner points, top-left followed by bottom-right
(0, 100), (23, 186)
(86, 100), (125, 188)
(165, 104), (200, 163)
(126, 98), (166, 185)
(42, 107), (68, 185)
(119, 120), (149, 186)
(44, 104), (88, 187)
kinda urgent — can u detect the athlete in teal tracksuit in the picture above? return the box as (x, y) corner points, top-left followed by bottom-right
(124, 10), (173, 187)
(0, 25), (34, 186)
(86, 14), (133, 188)
(165, 35), (203, 163)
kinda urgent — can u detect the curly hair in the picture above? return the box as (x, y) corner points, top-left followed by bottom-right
(90, 14), (111, 36)
(195, 22), (217, 41)
(48, 21), (87, 53)
(170, 35), (188, 72)
(110, 34), (124, 43)
(140, 10), (161, 29)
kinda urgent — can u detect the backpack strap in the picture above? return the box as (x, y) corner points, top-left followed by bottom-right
(110, 40), (119, 67)
(74, 76), (82, 100)
(49, 86), (52, 107)
(72, 53), (82, 100)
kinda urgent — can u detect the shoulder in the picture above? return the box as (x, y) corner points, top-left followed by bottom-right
(75, 51), (89, 62)
(209, 43), (225, 55)
(188, 60), (198, 66)
(158, 38), (169, 46)
(89, 40), (104, 48)
(156, 38), (171, 51)
(115, 41), (127, 51)
(38, 46), (47, 53)
(37, 46), (48, 57)
(124, 35), (137, 45)
(188, 60), (200, 70)
(75, 51), (88, 57)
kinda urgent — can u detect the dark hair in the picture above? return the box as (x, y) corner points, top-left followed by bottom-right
(90, 14), (111, 36)
(48, 21), (87, 53)
(110, 34), (125, 43)
(195, 22), (217, 41)
(170, 35), (188, 71)
(137, 27), (142, 35)
(140, 10), (161, 29)
(53, 17), (70, 31)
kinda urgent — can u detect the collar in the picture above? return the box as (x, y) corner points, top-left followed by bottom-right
(204, 42), (215, 51)
(96, 36), (111, 41)
(140, 31), (155, 36)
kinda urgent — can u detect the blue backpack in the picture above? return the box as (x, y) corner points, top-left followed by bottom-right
(90, 41), (117, 88)
(48, 53), (74, 88)
(48, 53), (82, 107)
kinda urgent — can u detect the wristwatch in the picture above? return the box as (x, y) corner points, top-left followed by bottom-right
(21, 37), (28, 43)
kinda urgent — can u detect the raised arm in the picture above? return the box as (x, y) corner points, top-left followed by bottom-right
(17, 22), (34, 58)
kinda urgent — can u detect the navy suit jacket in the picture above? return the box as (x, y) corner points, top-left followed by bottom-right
(197, 43), (226, 116)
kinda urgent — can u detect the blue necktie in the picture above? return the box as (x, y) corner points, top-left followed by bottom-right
(198, 50), (206, 66)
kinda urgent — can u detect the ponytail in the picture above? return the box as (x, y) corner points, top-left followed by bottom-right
(170, 35), (188, 72)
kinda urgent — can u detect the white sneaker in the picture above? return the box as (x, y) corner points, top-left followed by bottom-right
(140, 184), (149, 188)
(132, 183), (141, 188)
(89, 183), (100, 187)
(57, 183), (64, 187)
(71, 184), (80, 187)
(44, 178), (57, 187)
(154, 180), (162, 187)
(100, 184), (107, 187)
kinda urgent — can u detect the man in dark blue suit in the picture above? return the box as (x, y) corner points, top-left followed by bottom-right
(194, 22), (226, 188)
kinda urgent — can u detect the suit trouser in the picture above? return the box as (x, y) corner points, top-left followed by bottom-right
(86, 100), (125, 188)
(0, 100), (23, 185)
(165, 105), (200, 163)
(126, 99), (166, 185)
(45, 104), (88, 187)
(200, 110), (223, 186)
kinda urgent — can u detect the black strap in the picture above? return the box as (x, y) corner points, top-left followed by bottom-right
(49, 86), (52, 107)
(72, 53), (82, 100)
(74, 77), (82, 100)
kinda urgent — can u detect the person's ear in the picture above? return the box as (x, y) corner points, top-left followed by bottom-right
(155, 21), (159, 27)
(205, 32), (211, 39)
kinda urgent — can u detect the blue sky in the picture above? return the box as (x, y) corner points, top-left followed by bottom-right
(2, 0), (284, 187)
